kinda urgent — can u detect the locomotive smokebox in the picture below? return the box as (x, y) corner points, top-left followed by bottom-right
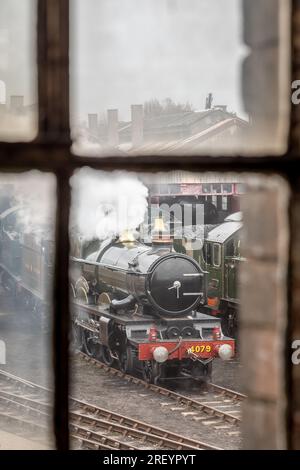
(145, 253), (204, 316)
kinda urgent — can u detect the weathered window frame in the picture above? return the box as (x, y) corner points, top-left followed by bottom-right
(0, 0), (299, 450)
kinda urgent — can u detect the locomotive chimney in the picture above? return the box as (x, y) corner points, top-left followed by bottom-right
(153, 217), (165, 233)
(152, 217), (173, 250)
(131, 104), (144, 148)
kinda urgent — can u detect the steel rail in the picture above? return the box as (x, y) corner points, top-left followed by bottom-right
(0, 392), (137, 450)
(0, 369), (222, 450)
(77, 352), (242, 425)
(207, 383), (247, 402)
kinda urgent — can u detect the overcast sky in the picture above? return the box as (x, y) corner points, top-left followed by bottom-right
(71, 0), (247, 123)
(0, 0), (36, 105)
(0, 0), (247, 121)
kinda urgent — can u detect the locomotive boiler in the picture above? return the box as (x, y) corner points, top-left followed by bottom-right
(70, 233), (235, 384)
(74, 237), (205, 316)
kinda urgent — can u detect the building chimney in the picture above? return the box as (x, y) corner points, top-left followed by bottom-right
(107, 109), (119, 147)
(131, 104), (144, 148)
(10, 95), (24, 113)
(88, 113), (98, 133)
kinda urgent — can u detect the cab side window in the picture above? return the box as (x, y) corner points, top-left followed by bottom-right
(225, 237), (242, 258)
(225, 239), (235, 257)
(203, 242), (212, 265)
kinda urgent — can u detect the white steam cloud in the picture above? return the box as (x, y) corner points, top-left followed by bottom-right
(13, 174), (56, 234)
(70, 168), (148, 241)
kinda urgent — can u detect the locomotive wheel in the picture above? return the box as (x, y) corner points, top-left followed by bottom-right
(142, 360), (160, 384)
(82, 329), (102, 359)
(192, 361), (212, 383)
(76, 286), (89, 304)
(203, 362), (212, 383)
(119, 345), (134, 374)
(101, 345), (114, 366)
(221, 309), (237, 338)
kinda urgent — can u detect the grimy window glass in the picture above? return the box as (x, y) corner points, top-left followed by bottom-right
(0, 0), (37, 142)
(213, 243), (221, 267)
(70, 0), (290, 157)
(69, 170), (245, 452)
(0, 172), (55, 449)
(0, 0), (299, 452)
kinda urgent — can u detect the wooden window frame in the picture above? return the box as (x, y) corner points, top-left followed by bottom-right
(0, 0), (299, 450)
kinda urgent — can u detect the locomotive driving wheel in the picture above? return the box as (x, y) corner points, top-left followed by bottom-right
(119, 345), (134, 374)
(101, 345), (114, 366)
(142, 360), (160, 384)
(221, 307), (237, 339)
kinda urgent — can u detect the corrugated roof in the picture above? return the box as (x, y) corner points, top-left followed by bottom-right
(119, 109), (230, 134)
(164, 118), (248, 152)
(144, 110), (210, 130)
(206, 221), (242, 243)
(126, 117), (248, 156)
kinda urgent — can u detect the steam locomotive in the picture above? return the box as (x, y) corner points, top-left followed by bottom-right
(0, 204), (235, 384)
(0, 205), (53, 332)
(70, 232), (235, 383)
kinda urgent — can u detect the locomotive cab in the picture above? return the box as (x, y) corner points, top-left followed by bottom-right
(201, 212), (244, 336)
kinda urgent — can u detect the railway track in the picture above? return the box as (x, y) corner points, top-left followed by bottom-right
(207, 382), (247, 402)
(0, 369), (221, 450)
(77, 351), (245, 432)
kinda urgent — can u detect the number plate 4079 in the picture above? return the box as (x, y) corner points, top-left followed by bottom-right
(188, 344), (212, 353)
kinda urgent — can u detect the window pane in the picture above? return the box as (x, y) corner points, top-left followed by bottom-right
(70, 0), (290, 157)
(213, 244), (221, 266)
(69, 170), (289, 450)
(0, 0), (37, 141)
(0, 172), (55, 449)
(70, 169), (244, 450)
